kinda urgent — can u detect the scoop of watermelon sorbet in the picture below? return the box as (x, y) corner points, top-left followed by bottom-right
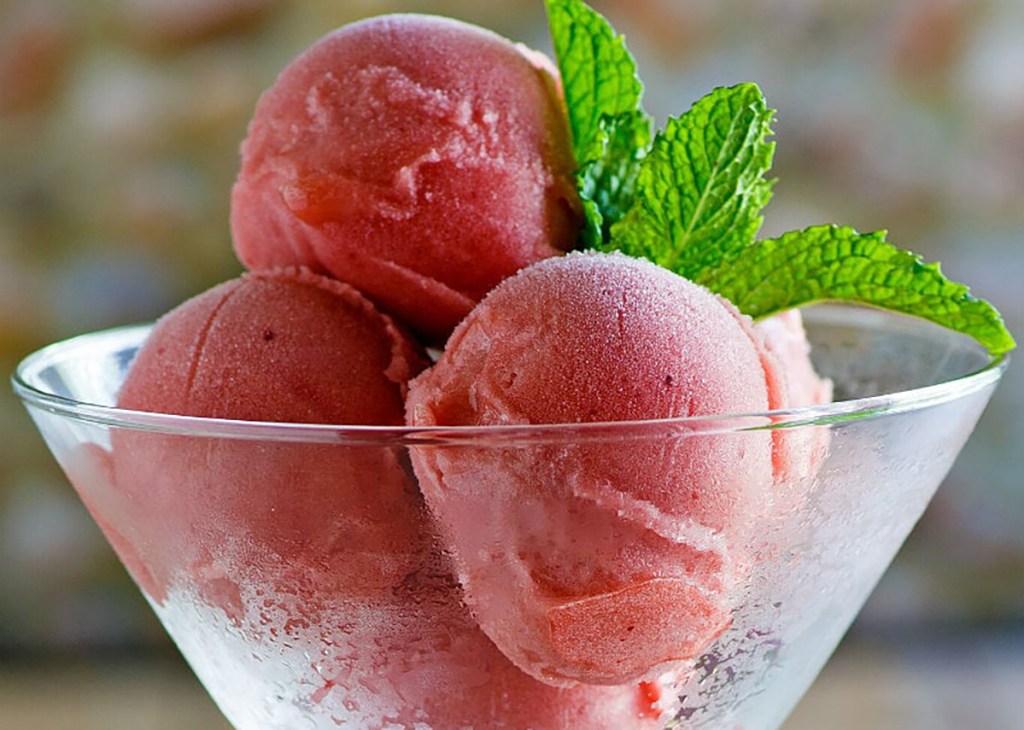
(112, 268), (429, 607)
(406, 251), (802, 687)
(231, 13), (582, 342)
(756, 309), (833, 507)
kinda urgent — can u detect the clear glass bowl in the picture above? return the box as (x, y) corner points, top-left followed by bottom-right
(11, 305), (1007, 730)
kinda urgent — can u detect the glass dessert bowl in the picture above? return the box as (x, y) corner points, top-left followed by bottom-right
(12, 304), (1007, 730)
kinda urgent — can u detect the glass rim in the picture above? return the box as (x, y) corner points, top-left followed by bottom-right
(11, 306), (1009, 446)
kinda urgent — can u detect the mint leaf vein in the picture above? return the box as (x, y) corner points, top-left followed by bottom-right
(545, 0), (645, 162)
(547, 0), (1014, 355)
(697, 225), (1016, 355)
(609, 83), (775, 278)
(545, 0), (652, 245)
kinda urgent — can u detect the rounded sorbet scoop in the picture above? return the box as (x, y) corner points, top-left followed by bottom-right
(112, 268), (429, 603)
(407, 251), (796, 686)
(231, 13), (582, 342)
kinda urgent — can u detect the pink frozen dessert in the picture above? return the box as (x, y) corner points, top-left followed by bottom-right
(757, 310), (833, 501)
(757, 310), (832, 412)
(106, 266), (676, 728)
(406, 251), (798, 687)
(69, 440), (679, 729)
(231, 13), (582, 342)
(112, 267), (429, 604)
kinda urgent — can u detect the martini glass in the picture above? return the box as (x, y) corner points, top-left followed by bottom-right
(12, 304), (1006, 729)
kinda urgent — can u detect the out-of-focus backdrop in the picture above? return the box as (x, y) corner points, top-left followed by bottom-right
(2, 0), (1022, 727)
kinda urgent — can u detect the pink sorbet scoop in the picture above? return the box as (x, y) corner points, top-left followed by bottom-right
(231, 13), (582, 342)
(406, 251), (796, 686)
(756, 309), (833, 506)
(112, 268), (429, 604)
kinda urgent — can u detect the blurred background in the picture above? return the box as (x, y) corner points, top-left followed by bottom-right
(1, 0), (1022, 727)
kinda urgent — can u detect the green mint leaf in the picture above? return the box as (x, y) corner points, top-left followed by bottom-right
(697, 224), (1016, 356)
(609, 83), (776, 277)
(544, 0), (652, 245)
(545, 0), (646, 162)
(544, 2), (1014, 353)
(579, 111), (651, 245)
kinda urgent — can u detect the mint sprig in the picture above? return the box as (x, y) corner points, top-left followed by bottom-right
(544, 0), (652, 245)
(546, 0), (1015, 356)
(609, 84), (775, 278)
(696, 225), (1016, 355)
(578, 111), (651, 245)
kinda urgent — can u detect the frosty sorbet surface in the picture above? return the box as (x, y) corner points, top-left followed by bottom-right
(232, 14), (581, 342)
(407, 252), (803, 685)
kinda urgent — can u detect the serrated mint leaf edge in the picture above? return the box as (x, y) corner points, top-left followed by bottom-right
(579, 110), (652, 244)
(697, 224), (1017, 356)
(544, 0), (647, 164)
(608, 83), (777, 278)
(545, 0), (653, 246)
